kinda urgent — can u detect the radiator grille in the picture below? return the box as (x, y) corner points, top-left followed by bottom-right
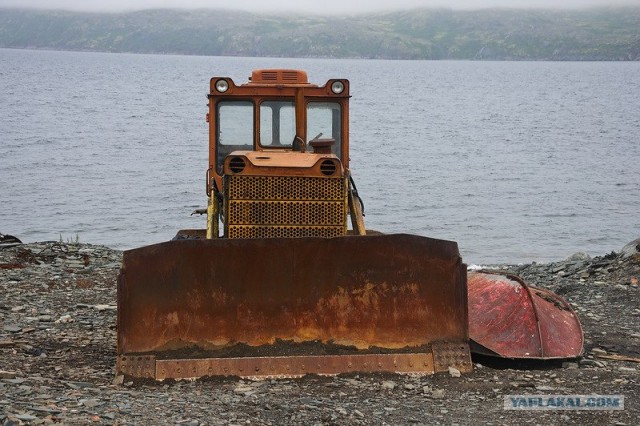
(229, 225), (345, 239)
(229, 200), (345, 226)
(227, 175), (344, 201)
(225, 175), (347, 238)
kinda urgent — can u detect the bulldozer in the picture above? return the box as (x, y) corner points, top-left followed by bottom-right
(116, 69), (581, 380)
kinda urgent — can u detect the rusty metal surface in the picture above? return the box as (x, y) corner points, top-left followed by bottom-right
(468, 271), (583, 359)
(117, 234), (467, 359)
(154, 353), (436, 380)
(116, 346), (476, 379)
(116, 355), (156, 379)
(115, 346), (475, 380)
(432, 342), (473, 373)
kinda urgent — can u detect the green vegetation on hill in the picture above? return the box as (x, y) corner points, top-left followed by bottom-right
(0, 7), (638, 60)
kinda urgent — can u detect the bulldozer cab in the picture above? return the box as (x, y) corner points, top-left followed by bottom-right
(116, 69), (472, 380)
(209, 69), (348, 188)
(205, 69), (358, 240)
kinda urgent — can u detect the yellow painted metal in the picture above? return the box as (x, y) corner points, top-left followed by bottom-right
(343, 175), (350, 235)
(348, 190), (366, 236)
(214, 196), (219, 238)
(206, 197), (213, 239)
(206, 195), (219, 239)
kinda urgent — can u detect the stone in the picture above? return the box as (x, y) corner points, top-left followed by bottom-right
(0, 370), (18, 379)
(64, 381), (94, 389)
(431, 389), (445, 399)
(567, 252), (592, 262)
(620, 238), (640, 258)
(3, 324), (22, 333)
(56, 315), (73, 323)
(536, 385), (556, 391)
(27, 406), (61, 414)
(381, 381), (396, 390)
(80, 398), (102, 408)
(579, 359), (601, 367)
(233, 385), (255, 396)
(3, 378), (26, 384)
(448, 367), (461, 377)
(93, 304), (116, 311)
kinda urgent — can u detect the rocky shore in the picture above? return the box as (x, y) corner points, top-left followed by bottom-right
(1, 239), (638, 425)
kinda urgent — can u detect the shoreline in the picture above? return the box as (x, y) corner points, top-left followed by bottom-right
(3, 233), (634, 266)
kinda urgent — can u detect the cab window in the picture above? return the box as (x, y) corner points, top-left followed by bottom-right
(260, 100), (295, 147)
(307, 102), (342, 158)
(216, 101), (253, 173)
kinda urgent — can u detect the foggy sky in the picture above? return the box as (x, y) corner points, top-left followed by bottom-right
(0, 0), (637, 15)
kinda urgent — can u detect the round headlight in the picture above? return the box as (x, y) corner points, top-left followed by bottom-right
(215, 79), (229, 93)
(331, 81), (345, 94)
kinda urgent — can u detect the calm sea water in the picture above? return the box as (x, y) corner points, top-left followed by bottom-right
(1, 48), (638, 264)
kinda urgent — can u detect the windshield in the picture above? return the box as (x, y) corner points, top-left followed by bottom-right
(260, 100), (296, 147)
(215, 99), (343, 174)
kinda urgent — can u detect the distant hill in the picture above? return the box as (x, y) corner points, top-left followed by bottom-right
(1, 7), (639, 60)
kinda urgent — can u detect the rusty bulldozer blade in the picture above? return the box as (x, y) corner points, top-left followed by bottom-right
(468, 271), (583, 359)
(116, 234), (472, 379)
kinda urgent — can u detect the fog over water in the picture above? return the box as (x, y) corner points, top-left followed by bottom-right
(0, 0), (637, 14)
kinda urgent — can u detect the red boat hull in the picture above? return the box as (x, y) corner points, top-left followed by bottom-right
(468, 271), (583, 359)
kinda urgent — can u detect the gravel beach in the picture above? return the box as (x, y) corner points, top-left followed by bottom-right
(1, 238), (638, 425)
